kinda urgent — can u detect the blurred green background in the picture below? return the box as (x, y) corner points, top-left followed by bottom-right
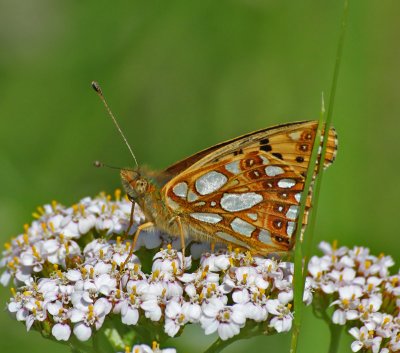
(1, 1), (399, 352)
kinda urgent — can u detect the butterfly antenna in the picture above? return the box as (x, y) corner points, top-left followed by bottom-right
(91, 81), (139, 167)
(93, 160), (135, 171)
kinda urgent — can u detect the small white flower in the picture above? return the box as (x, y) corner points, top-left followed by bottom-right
(61, 207), (96, 239)
(201, 298), (246, 340)
(179, 265), (219, 287)
(70, 298), (112, 341)
(374, 314), (394, 338)
(200, 253), (231, 272)
(164, 300), (188, 337)
(349, 326), (382, 353)
(25, 298), (47, 331)
(152, 246), (192, 274)
(385, 274), (400, 296)
(265, 299), (293, 333)
(140, 281), (167, 322)
(331, 285), (362, 325)
(8, 290), (31, 322)
(47, 301), (71, 340)
(52, 322), (72, 341)
(319, 241), (348, 258)
(43, 237), (81, 266)
(387, 330), (400, 352)
(113, 287), (142, 326)
(222, 267), (269, 308)
(121, 343), (177, 353)
(358, 295), (383, 329)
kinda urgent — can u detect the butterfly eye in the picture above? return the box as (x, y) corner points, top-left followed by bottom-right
(135, 178), (148, 194)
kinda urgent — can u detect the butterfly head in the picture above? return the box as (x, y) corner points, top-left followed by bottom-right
(120, 169), (149, 201)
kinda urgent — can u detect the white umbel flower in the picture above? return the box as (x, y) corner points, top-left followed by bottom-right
(200, 298), (246, 340)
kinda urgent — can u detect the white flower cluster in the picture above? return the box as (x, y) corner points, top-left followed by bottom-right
(3, 192), (399, 353)
(117, 342), (176, 353)
(308, 241), (400, 353)
(1, 192), (301, 351)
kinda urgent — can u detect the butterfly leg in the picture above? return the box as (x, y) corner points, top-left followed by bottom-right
(172, 216), (186, 272)
(210, 241), (216, 253)
(122, 221), (154, 270)
(122, 201), (136, 241)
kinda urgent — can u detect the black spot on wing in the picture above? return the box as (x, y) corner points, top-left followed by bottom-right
(272, 152), (283, 160)
(260, 144), (272, 152)
(259, 138), (272, 152)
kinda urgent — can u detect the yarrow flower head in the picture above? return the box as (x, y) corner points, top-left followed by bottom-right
(0, 192), (305, 352)
(309, 241), (400, 353)
(2, 193), (400, 353)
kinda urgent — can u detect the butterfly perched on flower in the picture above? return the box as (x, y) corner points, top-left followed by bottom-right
(120, 120), (337, 256)
(91, 82), (336, 257)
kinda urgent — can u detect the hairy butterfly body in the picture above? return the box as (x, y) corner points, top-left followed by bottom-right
(121, 120), (337, 256)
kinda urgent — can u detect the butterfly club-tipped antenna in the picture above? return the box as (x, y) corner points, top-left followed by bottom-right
(93, 160), (136, 171)
(91, 81), (139, 168)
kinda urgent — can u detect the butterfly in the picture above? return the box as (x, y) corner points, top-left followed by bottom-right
(119, 120), (337, 258)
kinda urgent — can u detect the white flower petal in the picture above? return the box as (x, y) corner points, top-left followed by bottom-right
(121, 307), (139, 325)
(73, 323), (92, 341)
(52, 323), (71, 341)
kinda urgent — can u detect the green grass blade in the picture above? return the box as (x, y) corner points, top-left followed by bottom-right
(304, 0), (349, 266)
(290, 1), (349, 352)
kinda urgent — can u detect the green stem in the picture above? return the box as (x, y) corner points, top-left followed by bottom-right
(204, 338), (235, 353)
(291, 70), (325, 353)
(67, 340), (95, 353)
(304, 0), (350, 267)
(289, 325), (301, 353)
(328, 324), (342, 353)
(204, 323), (267, 353)
(290, 1), (349, 352)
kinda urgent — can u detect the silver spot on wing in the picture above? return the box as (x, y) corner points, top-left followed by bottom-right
(187, 190), (199, 202)
(190, 213), (223, 224)
(230, 218), (255, 237)
(220, 192), (263, 212)
(260, 156), (270, 165)
(195, 171), (228, 195)
(247, 213), (257, 221)
(286, 205), (299, 220)
(265, 166), (285, 177)
(277, 178), (296, 188)
(225, 160), (241, 175)
(258, 229), (272, 245)
(287, 222), (296, 237)
(289, 131), (301, 141)
(215, 231), (250, 248)
(166, 196), (180, 210)
(172, 182), (188, 198)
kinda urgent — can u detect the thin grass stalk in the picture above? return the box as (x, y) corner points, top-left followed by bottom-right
(290, 1), (349, 352)
(303, 0), (349, 267)
(290, 95), (325, 353)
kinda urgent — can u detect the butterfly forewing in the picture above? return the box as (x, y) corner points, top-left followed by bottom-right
(162, 121), (337, 255)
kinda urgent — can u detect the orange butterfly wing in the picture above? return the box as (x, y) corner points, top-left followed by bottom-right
(161, 121), (337, 254)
